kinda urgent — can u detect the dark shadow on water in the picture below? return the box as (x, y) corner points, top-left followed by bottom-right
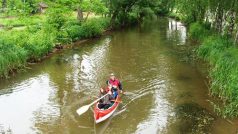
(176, 74), (192, 81)
(178, 91), (193, 99)
(170, 103), (215, 134)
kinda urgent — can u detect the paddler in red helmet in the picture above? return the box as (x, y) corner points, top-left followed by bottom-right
(106, 73), (123, 98)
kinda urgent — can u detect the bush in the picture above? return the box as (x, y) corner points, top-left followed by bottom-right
(210, 48), (238, 118)
(189, 22), (209, 41)
(96, 18), (110, 29)
(22, 30), (54, 60)
(46, 8), (67, 30)
(66, 25), (82, 41)
(127, 13), (138, 25)
(168, 12), (181, 20)
(197, 35), (232, 64)
(0, 16), (110, 77)
(197, 35), (238, 117)
(0, 37), (27, 77)
(55, 29), (71, 44)
(80, 19), (104, 38)
(65, 19), (81, 27)
(65, 18), (110, 41)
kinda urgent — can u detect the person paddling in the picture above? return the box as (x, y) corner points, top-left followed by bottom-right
(106, 73), (123, 98)
(98, 86), (113, 109)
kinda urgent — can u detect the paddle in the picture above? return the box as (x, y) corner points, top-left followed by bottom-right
(111, 98), (122, 103)
(76, 93), (109, 116)
(121, 91), (133, 95)
(111, 100), (122, 103)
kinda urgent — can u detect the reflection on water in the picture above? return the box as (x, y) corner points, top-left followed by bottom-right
(0, 74), (59, 133)
(135, 80), (170, 134)
(0, 18), (237, 134)
(167, 19), (187, 45)
(78, 38), (111, 92)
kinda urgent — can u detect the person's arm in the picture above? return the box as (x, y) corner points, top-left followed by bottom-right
(118, 81), (122, 90)
(98, 93), (102, 103)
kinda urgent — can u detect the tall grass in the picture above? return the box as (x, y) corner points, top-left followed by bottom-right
(0, 15), (46, 28)
(0, 30), (54, 61)
(65, 18), (110, 41)
(197, 36), (232, 63)
(80, 18), (109, 38)
(0, 14), (110, 78)
(0, 37), (27, 78)
(0, 28), (54, 77)
(210, 48), (238, 118)
(22, 30), (54, 61)
(189, 22), (210, 41)
(197, 32), (238, 117)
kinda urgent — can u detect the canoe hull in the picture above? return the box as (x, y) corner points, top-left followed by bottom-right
(94, 96), (120, 124)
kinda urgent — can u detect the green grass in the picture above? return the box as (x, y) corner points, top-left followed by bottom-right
(189, 22), (210, 41)
(23, 31), (55, 60)
(0, 15), (46, 28)
(65, 18), (110, 41)
(197, 36), (232, 63)
(0, 37), (28, 78)
(210, 48), (238, 118)
(0, 13), (110, 78)
(196, 32), (238, 118)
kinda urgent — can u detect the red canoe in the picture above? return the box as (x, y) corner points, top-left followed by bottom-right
(94, 96), (120, 124)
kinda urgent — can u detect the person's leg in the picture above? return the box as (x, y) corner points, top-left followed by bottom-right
(113, 91), (118, 99)
(112, 88), (118, 98)
(98, 103), (104, 109)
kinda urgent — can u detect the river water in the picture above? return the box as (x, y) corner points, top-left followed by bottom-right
(0, 18), (238, 134)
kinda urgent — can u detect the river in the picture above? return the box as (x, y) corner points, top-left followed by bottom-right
(0, 18), (237, 134)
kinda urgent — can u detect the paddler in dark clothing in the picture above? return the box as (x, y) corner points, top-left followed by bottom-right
(106, 73), (123, 98)
(98, 86), (113, 109)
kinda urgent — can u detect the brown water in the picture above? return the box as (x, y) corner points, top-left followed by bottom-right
(0, 18), (238, 134)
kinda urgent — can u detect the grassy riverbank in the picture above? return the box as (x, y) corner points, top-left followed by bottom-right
(168, 11), (238, 118)
(0, 13), (109, 78)
(159, 0), (238, 118)
(189, 23), (238, 118)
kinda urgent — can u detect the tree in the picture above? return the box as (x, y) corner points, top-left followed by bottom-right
(2, 0), (7, 10)
(80, 0), (108, 21)
(106, 0), (162, 26)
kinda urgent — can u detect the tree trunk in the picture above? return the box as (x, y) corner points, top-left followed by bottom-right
(215, 6), (223, 33)
(228, 10), (235, 37)
(226, 0), (236, 37)
(110, 10), (119, 28)
(2, 0), (7, 11)
(235, 30), (238, 46)
(84, 12), (90, 21)
(77, 8), (83, 21)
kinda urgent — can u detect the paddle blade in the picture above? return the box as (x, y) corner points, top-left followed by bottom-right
(76, 105), (90, 116)
(123, 91), (135, 96)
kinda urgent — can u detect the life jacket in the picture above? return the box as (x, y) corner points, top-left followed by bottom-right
(108, 79), (120, 87)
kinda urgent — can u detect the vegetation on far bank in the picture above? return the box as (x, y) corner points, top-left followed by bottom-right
(0, 16), (110, 75)
(191, 23), (238, 118)
(162, 0), (238, 118)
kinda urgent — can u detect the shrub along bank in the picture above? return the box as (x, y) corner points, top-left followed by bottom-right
(189, 22), (238, 118)
(0, 15), (110, 78)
